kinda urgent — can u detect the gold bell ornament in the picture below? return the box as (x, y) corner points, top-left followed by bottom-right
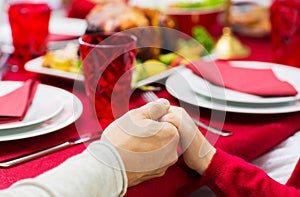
(214, 0), (250, 59)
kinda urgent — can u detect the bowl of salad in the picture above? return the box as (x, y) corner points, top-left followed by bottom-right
(164, 0), (226, 36)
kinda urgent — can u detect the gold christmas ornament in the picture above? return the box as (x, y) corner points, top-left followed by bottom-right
(214, 27), (250, 59)
(214, 0), (250, 60)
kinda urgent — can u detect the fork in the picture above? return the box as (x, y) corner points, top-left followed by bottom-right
(142, 91), (233, 137)
(0, 52), (10, 80)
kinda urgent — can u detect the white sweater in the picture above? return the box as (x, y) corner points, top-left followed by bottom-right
(0, 141), (128, 197)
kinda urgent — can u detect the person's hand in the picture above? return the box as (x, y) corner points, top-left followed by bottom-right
(161, 106), (216, 175)
(101, 99), (179, 186)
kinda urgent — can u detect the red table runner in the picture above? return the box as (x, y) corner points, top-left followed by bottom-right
(1, 36), (299, 196)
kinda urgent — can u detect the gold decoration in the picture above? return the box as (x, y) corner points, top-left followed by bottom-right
(214, 27), (250, 59)
(213, 0), (250, 60)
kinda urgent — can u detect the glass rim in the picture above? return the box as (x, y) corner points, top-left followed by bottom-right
(78, 32), (137, 49)
(8, 2), (51, 10)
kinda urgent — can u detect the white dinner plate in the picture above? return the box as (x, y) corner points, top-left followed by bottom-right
(0, 16), (86, 46)
(24, 56), (84, 81)
(166, 66), (300, 114)
(188, 61), (300, 104)
(0, 85), (83, 141)
(0, 81), (64, 130)
(49, 17), (87, 37)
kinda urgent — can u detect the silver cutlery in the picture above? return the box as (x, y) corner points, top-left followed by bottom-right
(0, 43), (15, 80)
(0, 52), (10, 81)
(0, 131), (102, 168)
(142, 91), (232, 137)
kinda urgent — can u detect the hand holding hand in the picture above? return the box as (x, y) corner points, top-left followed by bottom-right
(101, 99), (179, 186)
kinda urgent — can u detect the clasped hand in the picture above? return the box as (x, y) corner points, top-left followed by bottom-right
(101, 99), (216, 186)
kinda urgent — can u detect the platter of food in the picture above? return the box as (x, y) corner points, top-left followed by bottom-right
(26, 2), (217, 84)
(25, 42), (84, 81)
(25, 37), (216, 84)
(25, 56), (84, 81)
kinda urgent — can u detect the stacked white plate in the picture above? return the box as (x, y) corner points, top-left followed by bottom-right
(0, 81), (83, 141)
(165, 61), (300, 114)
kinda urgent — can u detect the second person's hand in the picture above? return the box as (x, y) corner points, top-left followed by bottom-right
(161, 106), (216, 175)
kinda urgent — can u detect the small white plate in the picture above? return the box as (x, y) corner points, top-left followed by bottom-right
(0, 84), (83, 141)
(0, 81), (64, 130)
(24, 57), (84, 81)
(166, 65), (300, 114)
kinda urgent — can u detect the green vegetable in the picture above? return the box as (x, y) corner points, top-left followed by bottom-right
(192, 26), (215, 54)
(135, 58), (142, 66)
(169, 0), (226, 9)
(158, 53), (179, 65)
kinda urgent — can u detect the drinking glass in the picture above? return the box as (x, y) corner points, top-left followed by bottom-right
(270, 0), (300, 67)
(8, 2), (51, 66)
(79, 33), (136, 128)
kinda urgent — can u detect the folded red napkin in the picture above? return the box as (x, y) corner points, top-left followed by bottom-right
(186, 60), (298, 97)
(67, 0), (96, 19)
(48, 34), (79, 42)
(0, 79), (40, 124)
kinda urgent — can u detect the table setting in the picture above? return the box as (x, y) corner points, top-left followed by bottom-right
(1, 0), (300, 196)
(0, 79), (83, 141)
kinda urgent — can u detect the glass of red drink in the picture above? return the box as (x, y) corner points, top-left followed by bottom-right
(8, 2), (51, 67)
(79, 33), (136, 128)
(270, 0), (300, 67)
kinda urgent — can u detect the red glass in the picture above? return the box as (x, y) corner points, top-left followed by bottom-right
(79, 33), (136, 128)
(8, 3), (51, 66)
(270, 0), (300, 67)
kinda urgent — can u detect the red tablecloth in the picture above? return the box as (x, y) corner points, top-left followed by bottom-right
(1, 36), (300, 196)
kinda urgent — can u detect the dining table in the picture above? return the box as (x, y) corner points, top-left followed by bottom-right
(1, 33), (300, 197)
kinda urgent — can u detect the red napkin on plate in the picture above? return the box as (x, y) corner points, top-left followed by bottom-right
(48, 34), (79, 42)
(0, 79), (40, 124)
(186, 60), (298, 97)
(67, 0), (96, 19)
